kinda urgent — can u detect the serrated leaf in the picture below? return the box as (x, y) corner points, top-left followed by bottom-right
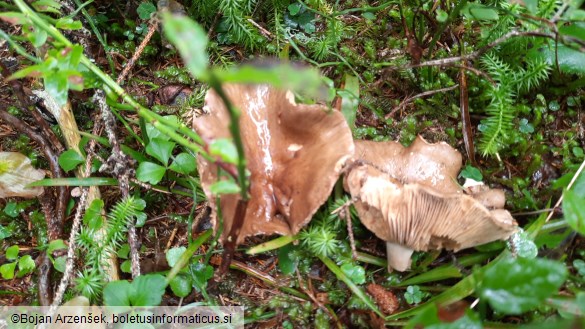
(137, 2), (157, 20)
(146, 138), (175, 165)
(478, 256), (567, 314)
(209, 138), (238, 164)
(209, 180), (240, 194)
(58, 149), (84, 172)
(564, 190), (585, 235)
(162, 13), (208, 78)
(169, 152), (196, 174)
(136, 161), (166, 184)
(166, 247), (187, 268)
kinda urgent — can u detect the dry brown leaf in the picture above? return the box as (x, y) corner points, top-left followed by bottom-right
(366, 283), (400, 315)
(0, 152), (45, 198)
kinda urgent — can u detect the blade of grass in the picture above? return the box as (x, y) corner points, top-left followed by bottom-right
(27, 177), (118, 187)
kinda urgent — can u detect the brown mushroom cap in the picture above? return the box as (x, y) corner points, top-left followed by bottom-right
(345, 138), (517, 271)
(354, 137), (463, 193)
(193, 84), (354, 244)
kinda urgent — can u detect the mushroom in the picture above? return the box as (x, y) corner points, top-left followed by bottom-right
(193, 84), (354, 244)
(345, 137), (517, 271)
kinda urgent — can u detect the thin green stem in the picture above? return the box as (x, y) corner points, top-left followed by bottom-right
(207, 71), (249, 199)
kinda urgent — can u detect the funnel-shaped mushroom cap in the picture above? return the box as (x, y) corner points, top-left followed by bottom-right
(355, 137), (462, 193)
(346, 164), (517, 271)
(193, 84), (354, 243)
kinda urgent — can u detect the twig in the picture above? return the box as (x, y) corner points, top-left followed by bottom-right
(385, 84), (459, 118)
(94, 89), (140, 278)
(116, 17), (159, 84)
(247, 18), (272, 39)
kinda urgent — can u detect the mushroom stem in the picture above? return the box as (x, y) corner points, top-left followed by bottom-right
(386, 242), (414, 272)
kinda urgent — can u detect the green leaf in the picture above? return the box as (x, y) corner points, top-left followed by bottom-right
(17, 255), (35, 277)
(5, 245), (19, 260)
(530, 44), (585, 75)
(214, 64), (326, 101)
(459, 165), (483, 181)
(339, 74), (359, 130)
(405, 285), (424, 304)
(517, 0), (538, 13)
(190, 263), (214, 292)
(45, 70), (69, 106)
(117, 244), (130, 259)
(136, 161), (166, 184)
(169, 152), (196, 174)
(277, 243), (299, 275)
(209, 138), (238, 164)
(478, 256), (567, 314)
(436, 9), (448, 22)
(27, 177), (118, 187)
(58, 149), (84, 172)
(104, 280), (132, 306)
(137, 2), (157, 20)
(564, 190), (585, 235)
(120, 260), (132, 273)
(130, 274), (167, 306)
(508, 230), (538, 259)
(47, 239), (67, 255)
(0, 225), (13, 241)
(573, 259), (585, 277)
(0, 262), (17, 280)
(462, 3), (499, 20)
(52, 256), (66, 273)
(32, 0), (62, 14)
(83, 199), (104, 230)
(55, 17), (82, 30)
(340, 263), (366, 285)
(166, 246), (187, 268)
(406, 305), (482, 329)
(0, 12), (30, 25)
(519, 118), (535, 133)
(288, 3), (301, 15)
(3, 202), (19, 218)
(170, 274), (192, 298)
(146, 138), (175, 165)
(209, 180), (241, 194)
(162, 13), (208, 78)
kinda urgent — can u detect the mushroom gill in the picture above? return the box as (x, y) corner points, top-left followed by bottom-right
(345, 137), (517, 271)
(193, 84), (354, 244)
